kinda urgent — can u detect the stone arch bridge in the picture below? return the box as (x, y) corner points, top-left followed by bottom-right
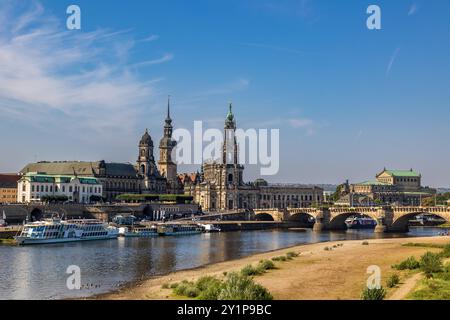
(254, 206), (450, 232)
(0, 203), (153, 223)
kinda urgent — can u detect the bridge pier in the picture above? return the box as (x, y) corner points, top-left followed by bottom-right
(313, 222), (325, 232)
(374, 224), (386, 233)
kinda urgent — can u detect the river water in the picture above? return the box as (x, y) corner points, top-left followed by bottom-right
(0, 227), (445, 300)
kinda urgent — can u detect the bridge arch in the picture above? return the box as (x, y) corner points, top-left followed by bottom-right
(328, 212), (378, 230)
(30, 208), (43, 222)
(288, 212), (316, 226)
(391, 211), (449, 232)
(254, 213), (275, 222)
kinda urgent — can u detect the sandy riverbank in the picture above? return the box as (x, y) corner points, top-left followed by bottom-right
(94, 236), (450, 300)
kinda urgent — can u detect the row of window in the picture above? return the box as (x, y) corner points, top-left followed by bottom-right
(29, 194), (74, 200)
(26, 184), (101, 194)
(396, 178), (419, 183)
(261, 194), (318, 201)
(0, 189), (15, 193)
(104, 181), (138, 190)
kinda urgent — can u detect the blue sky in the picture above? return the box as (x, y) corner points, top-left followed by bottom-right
(0, 0), (449, 186)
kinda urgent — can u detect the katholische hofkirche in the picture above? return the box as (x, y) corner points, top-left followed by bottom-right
(19, 99), (323, 210)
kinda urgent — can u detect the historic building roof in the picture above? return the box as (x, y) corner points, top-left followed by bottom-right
(178, 173), (200, 184)
(377, 169), (420, 178)
(19, 172), (100, 184)
(0, 174), (20, 188)
(140, 129), (153, 146)
(355, 180), (390, 186)
(224, 103), (236, 129)
(20, 161), (138, 178)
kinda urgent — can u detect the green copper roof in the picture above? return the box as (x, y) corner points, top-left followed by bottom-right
(23, 173), (99, 184)
(384, 170), (420, 177)
(78, 178), (99, 185)
(226, 103), (234, 122)
(30, 176), (55, 183)
(356, 180), (390, 186)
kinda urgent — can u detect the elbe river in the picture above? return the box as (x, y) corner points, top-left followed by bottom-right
(0, 227), (445, 300)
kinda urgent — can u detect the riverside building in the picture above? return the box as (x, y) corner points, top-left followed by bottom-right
(183, 105), (323, 211)
(17, 172), (103, 204)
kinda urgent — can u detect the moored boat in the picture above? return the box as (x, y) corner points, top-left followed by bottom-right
(123, 225), (158, 237)
(157, 224), (203, 236)
(198, 224), (221, 233)
(345, 217), (377, 230)
(15, 218), (119, 245)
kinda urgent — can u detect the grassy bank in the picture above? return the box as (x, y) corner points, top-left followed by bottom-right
(96, 236), (450, 300)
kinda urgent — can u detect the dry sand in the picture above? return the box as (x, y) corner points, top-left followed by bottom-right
(94, 236), (450, 300)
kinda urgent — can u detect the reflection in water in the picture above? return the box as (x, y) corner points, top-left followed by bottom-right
(0, 227), (445, 300)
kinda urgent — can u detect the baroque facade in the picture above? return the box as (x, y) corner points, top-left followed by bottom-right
(336, 169), (436, 206)
(17, 172), (103, 204)
(19, 100), (178, 202)
(183, 104), (323, 211)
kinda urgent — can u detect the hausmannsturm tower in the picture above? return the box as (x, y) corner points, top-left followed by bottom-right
(158, 97), (180, 194)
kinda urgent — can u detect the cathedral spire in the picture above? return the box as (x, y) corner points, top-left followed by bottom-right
(224, 102), (235, 129)
(166, 95), (171, 121)
(227, 102), (233, 121)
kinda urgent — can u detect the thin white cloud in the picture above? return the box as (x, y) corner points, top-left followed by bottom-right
(288, 118), (316, 135)
(408, 4), (419, 16)
(288, 118), (313, 128)
(140, 34), (159, 42)
(0, 1), (172, 138)
(132, 53), (174, 68)
(386, 47), (401, 77)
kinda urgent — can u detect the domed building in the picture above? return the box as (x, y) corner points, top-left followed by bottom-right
(136, 128), (167, 194)
(19, 101), (177, 202)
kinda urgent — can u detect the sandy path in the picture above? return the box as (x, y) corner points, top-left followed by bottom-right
(388, 273), (423, 300)
(93, 236), (450, 300)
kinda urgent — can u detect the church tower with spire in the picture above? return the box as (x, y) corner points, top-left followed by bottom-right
(158, 96), (180, 193)
(136, 128), (167, 193)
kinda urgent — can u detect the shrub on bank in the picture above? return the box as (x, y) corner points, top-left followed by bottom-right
(169, 283), (178, 289)
(361, 287), (386, 300)
(286, 252), (299, 259)
(241, 264), (263, 276)
(420, 252), (443, 278)
(258, 259), (276, 271)
(170, 273), (273, 300)
(218, 272), (273, 300)
(240, 260), (276, 277)
(439, 244), (450, 258)
(173, 280), (196, 297)
(362, 241), (369, 246)
(196, 276), (223, 300)
(392, 256), (420, 270)
(161, 282), (170, 289)
(272, 256), (287, 262)
(387, 274), (400, 288)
